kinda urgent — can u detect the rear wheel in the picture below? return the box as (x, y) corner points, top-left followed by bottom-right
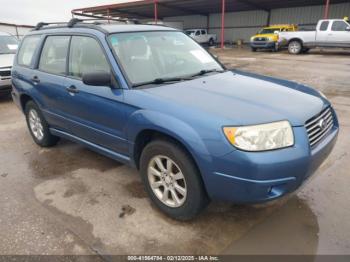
(140, 139), (209, 220)
(209, 38), (215, 46)
(288, 40), (302, 54)
(25, 101), (59, 147)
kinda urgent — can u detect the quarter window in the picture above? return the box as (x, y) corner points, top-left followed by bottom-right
(39, 36), (70, 75)
(68, 36), (110, 79)
(331, 21), (348, 31)
(17, 35), (41, 66)
(320, 21), (329, 31)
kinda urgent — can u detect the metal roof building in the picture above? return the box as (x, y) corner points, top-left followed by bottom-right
(72, 0), (350, 46)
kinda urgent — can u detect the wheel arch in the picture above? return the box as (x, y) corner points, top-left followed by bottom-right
(19, 94), (34, 112)
(288, 38), (304, 46)
(126, 110), (212, 170)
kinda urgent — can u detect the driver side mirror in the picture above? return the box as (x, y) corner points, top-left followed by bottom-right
(346, 26), (350, 31)
(82, 72), (112, 87)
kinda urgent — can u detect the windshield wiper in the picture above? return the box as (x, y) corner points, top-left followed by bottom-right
(190, 69), (226, 78)
(132, 77), (190, 88)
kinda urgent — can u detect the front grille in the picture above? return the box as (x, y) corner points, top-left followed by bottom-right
(305, 107), (334, 147)
(254, 37), (267, 42)
(0, 69), (11, 78)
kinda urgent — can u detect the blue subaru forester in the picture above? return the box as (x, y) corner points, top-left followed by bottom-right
(11, 20), (338, 220)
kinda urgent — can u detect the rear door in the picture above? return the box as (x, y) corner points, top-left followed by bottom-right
(31, 35), (72, 132)
(64, 35), (128, 155)
(327, 20), (350, 46)
(316, 20), (330, 44)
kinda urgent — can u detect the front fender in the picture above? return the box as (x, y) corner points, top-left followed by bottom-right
(125, 109), (213, 168)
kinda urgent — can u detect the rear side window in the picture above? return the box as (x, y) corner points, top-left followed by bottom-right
(320, 21), (329, 31)
(17, 35), (41, 66)
(39, 36), (70, 75)
(331, 21), (348, 31)
(201, 30), (206, 35)
(68, 36), (110, 79)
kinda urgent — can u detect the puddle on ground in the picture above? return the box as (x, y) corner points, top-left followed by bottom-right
(34, 165), (313, 255)
(28, 140), (121, 178)
(125, 180), (147, 199)
(224, 197), (319, 255)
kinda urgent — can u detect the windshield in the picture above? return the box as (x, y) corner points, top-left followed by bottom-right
(258, 28), (281, 34)
(0, 35), (18, 54)
(185, 30), (195, 35)
(108, 31), (223, 86)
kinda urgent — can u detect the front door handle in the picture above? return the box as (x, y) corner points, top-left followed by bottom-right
(31, 75), (40, 84)
(66, 85), (79, 94)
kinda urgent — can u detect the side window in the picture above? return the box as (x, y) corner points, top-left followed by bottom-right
(320, 21), (329, 31)
(195, 30), (200, 36)
(17, 35), (41, 66)
(39, 36), (70, 75)
(201, 30), (206, 35)
(331, 21), (348, 31)
(69, 36), (110, 79)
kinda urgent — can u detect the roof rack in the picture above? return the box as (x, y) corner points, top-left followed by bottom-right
(32, 17), (139, 31)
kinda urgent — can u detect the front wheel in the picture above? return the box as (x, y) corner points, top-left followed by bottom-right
(140, 139), (209, 220)
(251, 47), (257, 52)
(25, 101), (59, 147)
(288, 40), (302, 54)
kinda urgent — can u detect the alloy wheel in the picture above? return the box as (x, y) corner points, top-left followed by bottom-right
(28, 109), (44, 140)
(147, 155), (187, 208)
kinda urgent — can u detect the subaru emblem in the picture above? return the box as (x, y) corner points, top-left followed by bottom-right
(318, 119), (327, 130)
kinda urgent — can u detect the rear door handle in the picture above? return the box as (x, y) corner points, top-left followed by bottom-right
(66, 85), (79, 94)
(31, 75), (40, 84)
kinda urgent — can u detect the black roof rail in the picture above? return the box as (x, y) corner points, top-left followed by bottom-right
(32, 18), (146, 33)
(67, 18), (82, 27)
(34, 22), (49, 30)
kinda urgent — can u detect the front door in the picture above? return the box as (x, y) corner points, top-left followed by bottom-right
(327, 20), (350, 46)
(64, 35), (128, 155)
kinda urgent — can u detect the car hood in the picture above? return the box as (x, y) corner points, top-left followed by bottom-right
(0, 54), (15, 68)
(141, 71), (326, 127)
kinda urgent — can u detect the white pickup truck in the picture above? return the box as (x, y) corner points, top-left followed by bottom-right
(185, 29), (217, 46)
(278, 19), (350, 54)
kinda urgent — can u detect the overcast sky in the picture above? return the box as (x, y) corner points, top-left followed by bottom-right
(0, 0), (140, 25)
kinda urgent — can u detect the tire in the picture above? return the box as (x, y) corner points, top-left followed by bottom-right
(251, 47), (257, 52)
(140, 139), (209, 220)
(209, 38), (215, 46)
(25, 101), (59, 147)
(288, 40), (302, 54)
(302, 48), (310, 53)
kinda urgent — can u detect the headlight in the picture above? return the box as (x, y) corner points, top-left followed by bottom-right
(223, 121), (294, 152)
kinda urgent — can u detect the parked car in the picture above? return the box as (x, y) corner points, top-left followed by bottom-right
(185, 29), (217, 46)
(12, 20), (338, 220)
(279, 18), (350, 54)
(250, 24), (298, 52)
(0, 32), (18, 96)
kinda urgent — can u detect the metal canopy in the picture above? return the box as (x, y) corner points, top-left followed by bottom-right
(72, 0), (349, 19)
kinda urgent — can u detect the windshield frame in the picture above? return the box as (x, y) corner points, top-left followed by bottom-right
(0, 35), (19, 54)
(106, 30), (225, 89)
(258, 28), (281, 34)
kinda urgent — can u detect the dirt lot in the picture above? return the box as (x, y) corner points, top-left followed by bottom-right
(0, 47), (349, 256)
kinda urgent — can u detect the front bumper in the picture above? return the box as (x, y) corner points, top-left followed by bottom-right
(0, 78), (12, 95)
(202, 122), (339, 203)
(250, 41), (276, 49)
